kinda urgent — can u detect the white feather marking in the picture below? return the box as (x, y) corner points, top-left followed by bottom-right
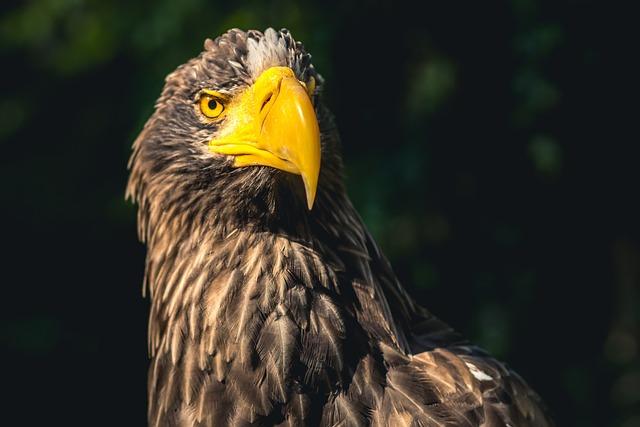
(246, 28), (291, 79)
(465, 362), (493, 381)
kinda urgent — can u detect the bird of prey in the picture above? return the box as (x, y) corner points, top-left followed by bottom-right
(127, 28), (553, 427)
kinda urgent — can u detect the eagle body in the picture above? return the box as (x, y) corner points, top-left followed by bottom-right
(128, 28), (553, 426)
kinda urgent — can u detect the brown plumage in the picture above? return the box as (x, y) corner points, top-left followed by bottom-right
(127, 28), (554, 426)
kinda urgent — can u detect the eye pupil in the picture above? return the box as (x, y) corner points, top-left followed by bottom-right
(207, 99), (218, 111)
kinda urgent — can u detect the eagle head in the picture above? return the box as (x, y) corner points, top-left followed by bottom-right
(127, 28), (340, 236)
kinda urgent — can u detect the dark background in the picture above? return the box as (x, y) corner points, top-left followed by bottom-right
(1, 0), (638, 425)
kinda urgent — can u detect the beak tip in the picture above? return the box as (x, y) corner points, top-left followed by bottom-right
(305, 188), (316, 210)
(301, 175), (318, 211)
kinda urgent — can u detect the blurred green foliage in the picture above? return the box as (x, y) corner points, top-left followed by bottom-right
(1, 1), (638, 426)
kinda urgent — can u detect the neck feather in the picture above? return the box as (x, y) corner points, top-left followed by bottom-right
(142, 178), (371, 352)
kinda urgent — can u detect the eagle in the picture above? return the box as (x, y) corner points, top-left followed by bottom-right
(127, 28), (553, 427)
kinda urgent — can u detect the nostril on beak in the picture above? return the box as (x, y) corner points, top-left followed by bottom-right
(260, 93), (273, 113)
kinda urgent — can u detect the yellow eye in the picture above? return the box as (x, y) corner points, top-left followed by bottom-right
(199, 92), (225, 118)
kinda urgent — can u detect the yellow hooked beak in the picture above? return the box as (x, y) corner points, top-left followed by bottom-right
(208, 67), (321, 210)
